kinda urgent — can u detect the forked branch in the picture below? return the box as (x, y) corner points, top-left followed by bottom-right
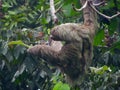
(72, 0), (120, 20)
(90, 3), (120, 20)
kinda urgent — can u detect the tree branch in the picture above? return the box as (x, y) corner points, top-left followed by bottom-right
(72, 0), (88, 12)
(92, 1), (106, 6)
(55, 4), (63, 14)
(90, 3), (120, 20)
(50, 0), (58, 23)
(49, 0), (62, 50)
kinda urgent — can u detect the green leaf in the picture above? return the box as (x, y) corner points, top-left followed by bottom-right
(110, 41), (120, 53)
(8, 40), (30, 48)
(28, 13), (34, 19)
(13, 45), (26, 59)
(90, 65), (112, 75)
(53, 82), (70, 90)
(62, 4), (72, 17)
(108, 19), (118, 34)
(12, 64), (26, 82)
(8, 11), (16, 15)
(0, 41), (8, 55)
(94, 30), (104, 46)
(2, 2), (12, 8)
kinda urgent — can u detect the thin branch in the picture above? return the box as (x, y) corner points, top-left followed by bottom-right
(50, 0), (58, 23)
(55, 4), (63, 14)
(92, 1), (106, 6)
(90, 4), (120, 20)
(72, 0), (88, 12)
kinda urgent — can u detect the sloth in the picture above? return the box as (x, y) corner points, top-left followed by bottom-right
(27, 23), (94, 85)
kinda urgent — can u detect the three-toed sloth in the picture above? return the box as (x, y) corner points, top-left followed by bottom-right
(27, 23), (94, 85)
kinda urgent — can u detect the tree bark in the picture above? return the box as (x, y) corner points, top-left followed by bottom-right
(80, 0), (98, 39)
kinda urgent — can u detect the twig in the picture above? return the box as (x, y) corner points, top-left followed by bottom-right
(55, 4), (63, 14)
(90, 3), (120, 20)
(92, 1), (106, 6)
(72, 0), (88, 12)
(50, 0), (58, 23)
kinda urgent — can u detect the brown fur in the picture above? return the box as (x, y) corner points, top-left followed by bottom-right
(27, 23), (93, 86)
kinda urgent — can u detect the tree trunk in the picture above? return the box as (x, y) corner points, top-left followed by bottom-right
(81, 0), (98, 39)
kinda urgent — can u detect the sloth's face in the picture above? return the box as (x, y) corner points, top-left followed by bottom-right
(50, 27), (61, 41)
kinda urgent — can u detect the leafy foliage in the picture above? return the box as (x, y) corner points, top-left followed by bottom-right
(53, 82), (70, 90)
(0, 0), (120, 90)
